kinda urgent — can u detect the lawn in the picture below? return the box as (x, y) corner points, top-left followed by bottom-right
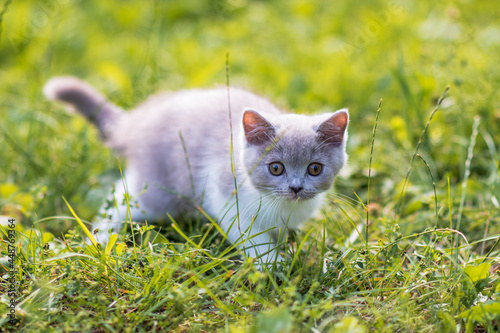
(1, 0), (499, 331)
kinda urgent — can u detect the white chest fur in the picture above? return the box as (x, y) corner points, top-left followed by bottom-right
(204, 177), (325, 262)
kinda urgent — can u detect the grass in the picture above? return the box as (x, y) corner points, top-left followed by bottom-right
(1, 0), (500, 331)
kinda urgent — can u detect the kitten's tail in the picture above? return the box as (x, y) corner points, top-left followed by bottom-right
(43, 77), (124, 139)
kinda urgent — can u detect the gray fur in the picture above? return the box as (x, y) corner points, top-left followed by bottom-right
(44, 77), (124, 139)
(44, 77), (349, 266)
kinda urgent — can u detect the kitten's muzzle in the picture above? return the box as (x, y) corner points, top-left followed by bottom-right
(288, 187), (315, 201)
(276, 190), (314, 201)
(289, 186), (303, 194)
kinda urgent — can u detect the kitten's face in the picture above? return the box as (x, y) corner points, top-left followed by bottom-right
(241, 109), (348, 201)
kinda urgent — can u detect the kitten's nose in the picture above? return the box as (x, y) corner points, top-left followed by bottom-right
(289, 186), (303, 194)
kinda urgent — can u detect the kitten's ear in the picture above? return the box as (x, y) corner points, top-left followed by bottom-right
(242, 109), (276, 145)
(316, 108), (349, 146)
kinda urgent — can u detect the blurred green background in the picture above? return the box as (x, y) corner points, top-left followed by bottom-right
(0, 0), (498, 239)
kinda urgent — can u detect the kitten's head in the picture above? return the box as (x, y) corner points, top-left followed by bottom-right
(241, 108), (348, 201)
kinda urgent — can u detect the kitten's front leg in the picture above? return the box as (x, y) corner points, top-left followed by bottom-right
(91, 176), (151, 245)
(90, 194), (130, 245)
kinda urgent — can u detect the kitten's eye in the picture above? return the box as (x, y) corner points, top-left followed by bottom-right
(269, 162), (285, 176)
(308, 163), (322, 176)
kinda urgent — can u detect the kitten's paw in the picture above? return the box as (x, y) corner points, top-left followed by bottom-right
(89, 221), (121, 246)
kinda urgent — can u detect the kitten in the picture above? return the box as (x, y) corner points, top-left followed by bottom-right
(44, 77), (348, 266)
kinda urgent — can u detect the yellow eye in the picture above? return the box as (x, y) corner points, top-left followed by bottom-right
(269, 162), (285, 176)
(308, 163), (322, 176)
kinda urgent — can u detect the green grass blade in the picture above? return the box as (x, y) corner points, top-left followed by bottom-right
(63, 197), (98, 249)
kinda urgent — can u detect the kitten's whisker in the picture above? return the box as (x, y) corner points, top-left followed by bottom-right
(323, 197), (365, 225)
(327, 192), (362, 206)
(326, 194), (361, 209)
(260, 196), (279, 229)
(239, 192), (275, 221)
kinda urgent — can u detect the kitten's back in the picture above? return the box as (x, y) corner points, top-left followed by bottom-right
(108, 87), (283, 158)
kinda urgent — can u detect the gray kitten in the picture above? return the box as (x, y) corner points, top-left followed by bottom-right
(44, 77), (348, 266)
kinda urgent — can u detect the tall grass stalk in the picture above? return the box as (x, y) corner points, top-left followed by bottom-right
(416, 154), (438, 226)
(366, 98), (382, 248)
(225, 52), (240, 231)
(454, 116), (480, 257)
(179, 132), (196, 200)
(396, 86), (450, 217)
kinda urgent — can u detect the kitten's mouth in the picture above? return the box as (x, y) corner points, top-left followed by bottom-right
(271, 189), (316, 201)
(284, 192), (315, 201)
